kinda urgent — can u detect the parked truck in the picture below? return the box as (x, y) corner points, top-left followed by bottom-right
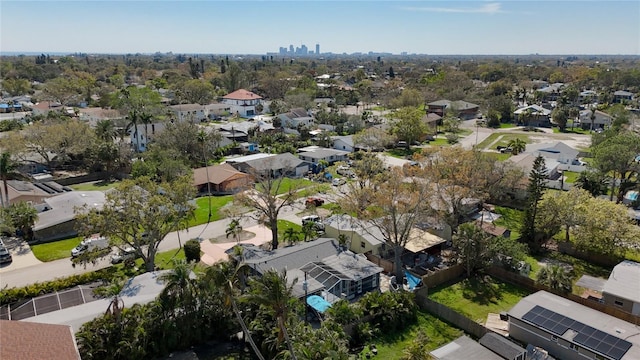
(71, 234), (110, 257)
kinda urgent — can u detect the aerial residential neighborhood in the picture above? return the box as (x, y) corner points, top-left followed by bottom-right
(1, 2), (640, 360)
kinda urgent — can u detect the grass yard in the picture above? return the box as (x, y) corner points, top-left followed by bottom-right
(484, 152), (512, 162)
(562, 171), (580, 183)
(385, 147), (422, 159)
(188, 195), (234, 227)
(456, 129), (473, 137)
(31, 236), (83, 262)
(429, 276), (532, 323)
(276, 219), (302, 241)
(477, 133), (530, 151)
(428, 137), (451, 147)
(498, 123), (517, 129)
(295, 183), (332, 199)
(256, 178), (314, 196)
(493, 206), (523, 241)
(360, 310), (462, 359)
(69, 180), (119, 192)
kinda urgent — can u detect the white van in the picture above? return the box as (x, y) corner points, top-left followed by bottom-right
(71, 234), (109, 257)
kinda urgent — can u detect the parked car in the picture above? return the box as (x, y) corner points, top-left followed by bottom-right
(0, 238), (12, 264)
(305, 197), (325, 208)
(301, 215), (325, 231)
(71, 234), (109, 257)
(336, 165), (351, 175)
(111, 246), (138, 264)
(332, 178), (346, 186)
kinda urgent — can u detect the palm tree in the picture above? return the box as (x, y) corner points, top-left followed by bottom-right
(95, 119), (117, 142)
(300, 221), (318, 242)
(94, 278), (126, 323)
(283, 227), (299, 245)
(139, 112), (153, 149)
(196, 130), (212, 221)
(537, 264), (573, 293)
(244, 269), (298, 360)
(204, 261), (265, 360)
(0, 152), (16, 207)
(127, 109), (140, 152)
(508, 138), (526, 155)
(226, 218), (243, 243)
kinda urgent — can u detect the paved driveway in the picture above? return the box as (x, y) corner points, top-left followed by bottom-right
(0, 237), (42, 273)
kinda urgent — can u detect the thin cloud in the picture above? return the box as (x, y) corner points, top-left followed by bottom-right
(403, 2), (505, 14)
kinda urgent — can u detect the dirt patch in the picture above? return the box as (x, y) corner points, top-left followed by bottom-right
(209, 230), (256, 244)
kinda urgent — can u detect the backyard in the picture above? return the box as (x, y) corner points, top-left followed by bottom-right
(428, 276), (532, 323)
(359, 310), (462, 359)
(69, 180), (120, 192)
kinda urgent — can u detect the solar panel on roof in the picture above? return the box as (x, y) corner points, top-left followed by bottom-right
(521, 305), (632, 360)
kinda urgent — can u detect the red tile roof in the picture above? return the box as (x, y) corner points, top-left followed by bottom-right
(0, 320), (81, 360)
(223, 89), (262, 100)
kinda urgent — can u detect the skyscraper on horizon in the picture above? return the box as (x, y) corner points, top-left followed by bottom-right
(316, 43), (320, 55)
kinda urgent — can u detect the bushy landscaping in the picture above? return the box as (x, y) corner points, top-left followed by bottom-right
(428, 276), (532, 323)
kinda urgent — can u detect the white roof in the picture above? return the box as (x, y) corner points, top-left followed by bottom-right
(34, 191), (106, 231)
(603, 261), (640, 303)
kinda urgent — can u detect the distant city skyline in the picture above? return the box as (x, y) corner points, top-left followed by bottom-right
(1, 1), (639, 55)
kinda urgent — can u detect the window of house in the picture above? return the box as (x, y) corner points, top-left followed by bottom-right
(551, 335), (558, 342)
(360, 241), (365, 248)
(615, 300), (624, 306)
(570, 343), (579, 351)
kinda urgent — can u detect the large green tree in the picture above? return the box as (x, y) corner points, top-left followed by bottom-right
(391, 107), (426, 147)
(7, 201), (38, 241)
(76, 176), (195, 272)
(520, 155), (548, 253)
(592, 131), (640, 202)
(453, 223), (494, 277)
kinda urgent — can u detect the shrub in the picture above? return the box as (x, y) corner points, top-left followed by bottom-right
(446, 133), (459, 144)
(184, 239), (201, 263)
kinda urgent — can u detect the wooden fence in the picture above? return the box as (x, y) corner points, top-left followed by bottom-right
(487, 266), (640, 325)
(364, 252), (394, 273)
(414, 287), (489, 339)
(420, 263), (465, 288)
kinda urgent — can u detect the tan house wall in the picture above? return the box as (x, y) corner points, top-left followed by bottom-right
(602, 294), (636, 314)
(323, 227), (382, 255)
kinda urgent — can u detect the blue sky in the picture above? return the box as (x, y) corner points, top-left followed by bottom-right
(1, 1), (639, 55)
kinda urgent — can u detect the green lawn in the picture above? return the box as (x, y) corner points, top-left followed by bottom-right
(31, 236), (83, 262)
(484, 152), (512, 162)
(429, 277), (532, 323)
(256, 178), (314, 196)
(187, 195), (234, 227)
(277, 219), (302, 244)
(456, 129), (473, 137)
(69, 180), (119, 192)
(562, 171), (580, 183)
(477, 133), (530, 151)
(498, 123), (517, 129)
(360, 310), (462, 359)
(493, 206), (523, 241)
(428, 137), (451, 147)
(385, 147), (421, 159)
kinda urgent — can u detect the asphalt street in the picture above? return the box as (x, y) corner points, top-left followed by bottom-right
(0, 203), (306, 289)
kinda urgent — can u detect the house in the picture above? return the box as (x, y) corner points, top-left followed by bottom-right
(226, 152), (310, 178)
(324, 214), (386, 255)
(536, 83), (564, 101)
(429, 335), (504, 360)
(508, 290), (640, 360)
(278, 107), (314, 130)
(169, 104), (208, 122)
(331, 135), (355, 152)
(509, 154), (562, 181)
(222, 89), (263, 117)
(422, 112), (442, 134)
(33, 191), (106, 242)
(514, 105), (552, 127)
(192, 163), (253, 195)
(205, 103), (232, 120)
(77, 107), (123, 127)
(578, 90), (598, 104)
(2, 180), (72, 206)
(475, 220), (511, 238)
(232, 238), (383, 302)
(578, 109), (612, 130)
(0, 320), (80, 360)
(426, 100), (479, 120)
(130, 122), (165, 152)
(478, 332), (527, 360)
(219, 121), (258, 143)
(527, 142), (580, 165)
(614, 90), (634, 103)
(297, 146), (349, 165)
(30, 101), (64, 116)
(602, 260), (640, 315)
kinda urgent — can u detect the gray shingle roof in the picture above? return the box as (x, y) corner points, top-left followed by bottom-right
(479, 332), (525, 360)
